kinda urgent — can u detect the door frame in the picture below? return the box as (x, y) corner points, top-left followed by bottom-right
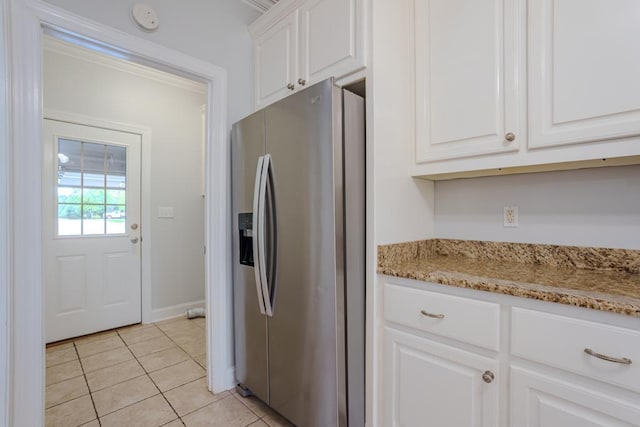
(44, 111), (153, 327)
(4, 1), (233, 425)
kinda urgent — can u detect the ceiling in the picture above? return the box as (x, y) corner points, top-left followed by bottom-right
(242, 0), (279, 13)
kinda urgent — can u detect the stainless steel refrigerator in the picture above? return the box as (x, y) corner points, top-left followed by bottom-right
(231, 78), (365, 427)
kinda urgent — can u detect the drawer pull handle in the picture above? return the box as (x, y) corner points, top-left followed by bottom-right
(420, 310), (444, 319)
(584, 348), (632, 365)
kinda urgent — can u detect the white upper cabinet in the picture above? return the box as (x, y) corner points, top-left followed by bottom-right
(250, 0), (366, 109)
(412, 0), (640, 179)
(528, 0), (640, 149)
(254, 12), (299, 109)
(299, 0), (364, 85)
(414, 0), (523, 162)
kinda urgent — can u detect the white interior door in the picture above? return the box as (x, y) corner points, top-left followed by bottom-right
(43, 119), (142, 343)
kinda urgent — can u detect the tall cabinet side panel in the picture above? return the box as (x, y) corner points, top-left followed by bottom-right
(231, 112), (269, 402)
(343, 90), (366, 427)
(265, 79), (340, 427)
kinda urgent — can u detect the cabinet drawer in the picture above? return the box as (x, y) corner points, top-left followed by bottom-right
(383, 283), (500, 351)
(512, 308), (640, 393)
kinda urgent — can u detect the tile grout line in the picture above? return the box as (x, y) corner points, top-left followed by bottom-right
(73, 341), (102, 427)
(47, 319), (205, 426)
(151, 318), (210, 426)
(129, 321), (192, 425)
(154, 321), (205, 365)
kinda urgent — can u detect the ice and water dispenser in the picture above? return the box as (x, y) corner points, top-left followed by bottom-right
(238, 213), (254, 266)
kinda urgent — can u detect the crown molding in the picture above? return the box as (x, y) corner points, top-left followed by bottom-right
(242, 0), (278, 13)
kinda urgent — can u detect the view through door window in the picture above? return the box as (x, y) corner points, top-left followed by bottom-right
(57, 138), (127, 236)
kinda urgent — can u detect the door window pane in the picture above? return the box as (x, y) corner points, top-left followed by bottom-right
(57, 204), (82, 236)
(82, 188), (105, 204)
(56, 138), (128, 236)
(106, 206), (126, 234)
(106, 189), (125, 204)
(58, 187), (81, 204)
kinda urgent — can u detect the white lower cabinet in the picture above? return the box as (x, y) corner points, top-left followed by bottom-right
(379, 277), (640, 427)
(383, 327), (499, 427)
(511, 366), (640, 427)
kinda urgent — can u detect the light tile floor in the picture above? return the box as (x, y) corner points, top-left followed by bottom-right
(45, 316), (292, 427)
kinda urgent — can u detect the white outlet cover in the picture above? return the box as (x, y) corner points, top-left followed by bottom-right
(132, 3), (159, 32)
(503, 206), (519, 227)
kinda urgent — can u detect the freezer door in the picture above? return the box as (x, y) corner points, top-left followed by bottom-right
(231, 110), (269, 403)
(265, 79), (343, 426)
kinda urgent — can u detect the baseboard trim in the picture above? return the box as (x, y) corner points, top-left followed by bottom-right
(149, 300), (205, 323)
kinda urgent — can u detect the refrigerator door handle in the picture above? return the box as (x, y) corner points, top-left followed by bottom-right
(258, 154), (273, 317)
(252, 155), (267, 315)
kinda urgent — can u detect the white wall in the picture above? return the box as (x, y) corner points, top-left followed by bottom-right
(43, 39), (208, 313)
(43, 0), (261, 127)
(0, 0), (10, 423)
(434, 165), (640, 250)
(372, 0), (434, 245)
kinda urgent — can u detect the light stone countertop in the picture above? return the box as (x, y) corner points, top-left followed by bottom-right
(378, 239), (640, 317)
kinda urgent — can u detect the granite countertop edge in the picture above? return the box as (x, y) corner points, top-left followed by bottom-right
(377, 239), (640, 318)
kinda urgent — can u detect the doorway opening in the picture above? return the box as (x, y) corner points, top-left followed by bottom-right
(42, 34), (212, 424)
(6, 2), (233, 424)
(42, 34), (208, 342)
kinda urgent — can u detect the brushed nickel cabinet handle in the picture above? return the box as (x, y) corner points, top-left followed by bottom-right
(584, 348), (632, 365)
(420, 310), (444, 319)
(287, 83), (295, 90)
(298, 78), (306, 86)
(482, 370), (495, 383)
(505, 132), (516, 142)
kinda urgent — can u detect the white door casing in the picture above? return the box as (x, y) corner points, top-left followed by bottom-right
(6, 1), (229, 425)
(43, 119), (142, 343)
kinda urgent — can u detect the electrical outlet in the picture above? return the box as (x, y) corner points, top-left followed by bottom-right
(503, 206), (519, 227)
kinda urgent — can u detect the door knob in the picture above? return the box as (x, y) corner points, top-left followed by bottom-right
(131, 237), (139, 244)
(287, 83), (295, 90)
(505, 132), (516, 142)
(131, 223), (139, 230)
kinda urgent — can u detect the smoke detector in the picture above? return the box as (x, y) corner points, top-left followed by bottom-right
(132, 3), (159, 32)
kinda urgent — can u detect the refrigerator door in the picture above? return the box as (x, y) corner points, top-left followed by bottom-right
(264, 79), (344, 426)
(231, 110), (269, 403)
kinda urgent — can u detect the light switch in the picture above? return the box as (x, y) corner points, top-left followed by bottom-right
(158, 206), (174, 218)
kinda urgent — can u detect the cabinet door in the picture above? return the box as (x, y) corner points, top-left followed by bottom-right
(298, 0), (364, 85)
(254, 12), (298, 109)
(529, 0), (640, 149)
(414, 0), (523, 162)
(383, 327), (499, 427)
(511, 366), (640, 427)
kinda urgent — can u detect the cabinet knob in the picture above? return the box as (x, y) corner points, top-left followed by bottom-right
(287, 83), (295, 91)
(482, 370), (495, 383)
(298, 78), (306, 86)
(505, 132), (516, 142)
